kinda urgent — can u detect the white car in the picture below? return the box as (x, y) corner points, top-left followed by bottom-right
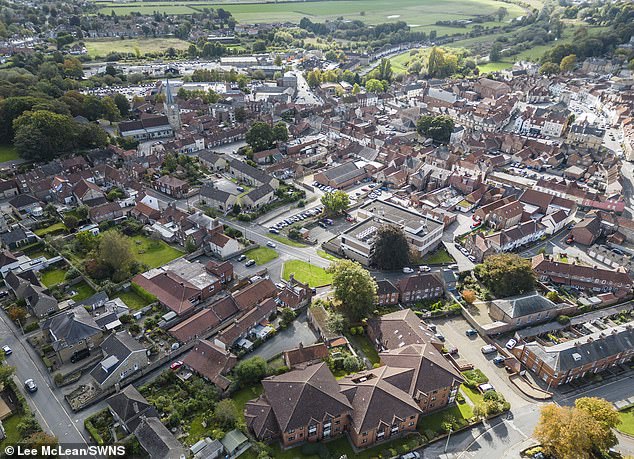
(418, 265), (431, 272)
(481, 345), (497, 354)
(402, 267), (414, 274)
(506, 338), (517, 350)
(266, 241), (277, 248)
(2, 345), (12, 356)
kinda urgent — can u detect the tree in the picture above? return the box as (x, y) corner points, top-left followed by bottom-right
(113, 93), (130, 118)
(234, 357), (268, 386)
(534, 398), (619, 459)
(245, 121), (274, 152)
(17, 415), (40, 437)
(0, 364), (15, 385)
(539, 62), (560, 76)
(328, 260), (378, 321)
(352, 83), (361, 95)
(559, 54), (577, 73)
(63, 215), (79, 231)
(497, 7), (508, 21)
(13, 110), (75, 160)
(321, 190), (350, 215)
(371, 225), (410, 270)
(185, 236), (197, 253)
(365, 78), (384, 93)
(274, 54), (282, 66)
(326, 311), (347, 333)
(8, 305), (27, 322)
(489, 43), (503, 62)
(97, 230), (134, 282)
(461, 290), (477, 304)
(375, 58), (393, 82)
(272, 122), (288, 142)
(416, 115), (455, 143)
(25, 432), (58, 449)
(474, 253), (534, 297)
(75, 205), (89, 221)
(214, 399), (238, 429)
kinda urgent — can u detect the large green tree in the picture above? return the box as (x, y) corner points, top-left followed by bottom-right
(474, 253), (535, 297)
(245, 121), (275, 152)
(328, 260), (377, 321)
(372, 225), (410, 270)
(416, 115), (455, 143)
(321, 190), (350, 215)
(13, 110), (75, 160)
(234, 356), (268, 386)
(534, 398), (619, 459)
(96, 230), (134, 282)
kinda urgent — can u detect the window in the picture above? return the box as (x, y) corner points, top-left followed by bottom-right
(362, 439), (367, 444)
(288, 436), (294, 441)
(288, 429), (295, 434)
(409, 422), (414, 426)
(362, 432), (368, 437)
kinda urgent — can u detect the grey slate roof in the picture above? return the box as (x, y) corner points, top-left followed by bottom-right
(91, 331), (147, 384)
(244, 184), (274, 202)
(492, 292), (557, 319)
(134, 416), (187, 459)
(107, 384), (158, 432)
(42, 306), (101, 349)
(200, 184), (233, 203)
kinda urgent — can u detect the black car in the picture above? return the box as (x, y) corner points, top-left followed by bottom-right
(24, 379), (38, 393)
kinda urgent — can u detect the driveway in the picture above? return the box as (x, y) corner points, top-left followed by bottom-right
(250, 311), (318, 361)
(428, 316), (533, 410)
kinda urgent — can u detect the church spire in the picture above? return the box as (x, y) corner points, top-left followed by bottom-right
(165, 78), (174, 105)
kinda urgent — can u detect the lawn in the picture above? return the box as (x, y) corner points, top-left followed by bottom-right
(115, 290), (152, 311)
(420, 247), (455, 265)
(40, 268), (66, 288)
(232, 384), (264, 424)
(128, 234), (183, 269)
(317, 249), (340, 262)
(71, 281), (96, 301)
(282, 260), (332, 287)
(0, 413), (28, 448)
(244, 247), (278, 265)
(34, 222), (67, 237)
(84, 38), (191, 57)
(461, 384), (484, 406)
(0, 144), (19, 163)
(419, 403), (474, 435)
(347, 333), (380, 365)
(99, 0), (524, 33)
(269, 234), (308, 248)
(618, 405), (634, 436)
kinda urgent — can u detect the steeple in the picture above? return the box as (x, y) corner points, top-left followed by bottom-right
(163, 78), (181, 132)
(165, 78), (174, 105)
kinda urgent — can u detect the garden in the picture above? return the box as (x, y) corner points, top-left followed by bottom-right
(244, 247), (278, 265)
(617, 404), (634, 436)
(282, 260), (332, 287)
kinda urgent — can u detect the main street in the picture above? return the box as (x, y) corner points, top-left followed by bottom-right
(0, 312), (93, 453)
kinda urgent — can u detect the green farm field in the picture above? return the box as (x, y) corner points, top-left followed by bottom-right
(97, 0), (526, 32)
(84, 38), (191, 57)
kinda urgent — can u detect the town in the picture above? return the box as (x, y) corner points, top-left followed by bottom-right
(0, 0), (633, 458)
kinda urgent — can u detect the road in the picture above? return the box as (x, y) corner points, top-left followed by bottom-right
(0, 312), (93, 453)
(620, 161), (634, 219)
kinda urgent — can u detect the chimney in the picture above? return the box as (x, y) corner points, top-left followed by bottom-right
(298, 342), (303, 350)
(133, 402), (139, 413)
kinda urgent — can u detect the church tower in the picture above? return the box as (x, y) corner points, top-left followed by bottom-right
(163, 79), (181, 132)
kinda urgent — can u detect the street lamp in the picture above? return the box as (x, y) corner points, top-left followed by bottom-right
(444, 428), (452, 453)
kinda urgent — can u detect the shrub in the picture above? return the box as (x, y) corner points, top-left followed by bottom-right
(24, 322), (40, 333)
(557, 315), (570, 325)
(84, 420), (104, 445)
(53, 373), (63, 386)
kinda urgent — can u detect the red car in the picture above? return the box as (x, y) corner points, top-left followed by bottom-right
(170, 361), (184, 370)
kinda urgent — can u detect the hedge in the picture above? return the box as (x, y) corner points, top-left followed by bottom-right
(84, 420), (104, 445)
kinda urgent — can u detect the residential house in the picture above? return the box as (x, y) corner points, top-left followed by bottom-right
(134, 416), (187, 459)
(283, 342), (328, 370)
(0, 227), (36, 250)
(198, 151), (228, 171)
(90, 331), (149, 390)
(199, 185), (236, 213)
(487, 292), (576, 332)
(229, 159), (279, 189)
(205, 260), (234, 285)
(569, 215), (602, 245)
(397, 273), (444, 304)
(41, 307), (104, 363)
(107, 385), (159, 434)
(9, 194), (41, 216)
(73, 179), (105, 204)
(154, 176), (189, 198)
(208, 232), (241, 259)
(0, 179), (19, 198)
(232, 278), (277, 311)
(215, 297), (277, 350)
(376, 280), (399, 306)
(277, 276), (312, 310)
(241, 185), (275, 209)
(367, 309), (441, 352)
(168, 296), (239, 343)
(182, 339), (237, 391)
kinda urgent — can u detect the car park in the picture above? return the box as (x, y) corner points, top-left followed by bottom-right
(2, 345), (12, 356)
(24, 379), (38, 393)
(245, 259), (256, 267)
(402, 267), (414, 273)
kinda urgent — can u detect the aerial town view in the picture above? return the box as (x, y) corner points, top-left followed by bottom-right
(0, 0), (633, 457)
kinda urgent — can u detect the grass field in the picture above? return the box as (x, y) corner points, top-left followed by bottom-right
(0, 413), (28, 448)
(71, 281), (96, 301)
(115, 290), (152, 311)
(420, 247), (455, 265)
(84, 38), (191, 57)
(244, 247), (278, 265)
(34, 222), (67, 237)
(40, 268), (66, 288)
(98, 0), (525, 32)
(282, 260), (332, 287)
(317, 249), (340, 262)
(0, 144), (19, 163)
(618, 405), (634, 436)
(347, 333), (380, 365)
(269, 234), (307, 248)
(128, 234), (183, 269)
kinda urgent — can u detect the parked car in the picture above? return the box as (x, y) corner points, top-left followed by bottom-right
(506, 338), (517, 350)
(447, 264), (459, 270)
(236, 186), (245, 192)
(400, 452), (421, 459)
(237, 254), (246, 262)
(402, 267), (414, 274)
(70, 348), (90, 363)
(493, 356), (506, 366)
(266, 241), (277, 248)
(170, 361), (184, 370)
(0, 291), (8, 298)
(481, 345), (497, 354)
(2, 345), (12, 356)
(465, 329), (478, 337)
(448, 346), (459, 355)
(467, 255), (477, 262)
(24, 379), (37, 393)
(269, 228), (280, 234)
(245, 259), (256, 267)
(275, 283), (286, 289)
(418, 265), (431, 272)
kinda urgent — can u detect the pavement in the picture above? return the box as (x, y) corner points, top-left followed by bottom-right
(0, 311), (94, 455)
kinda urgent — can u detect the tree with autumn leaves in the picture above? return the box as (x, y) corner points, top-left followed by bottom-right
(534, 397), (620, 459)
